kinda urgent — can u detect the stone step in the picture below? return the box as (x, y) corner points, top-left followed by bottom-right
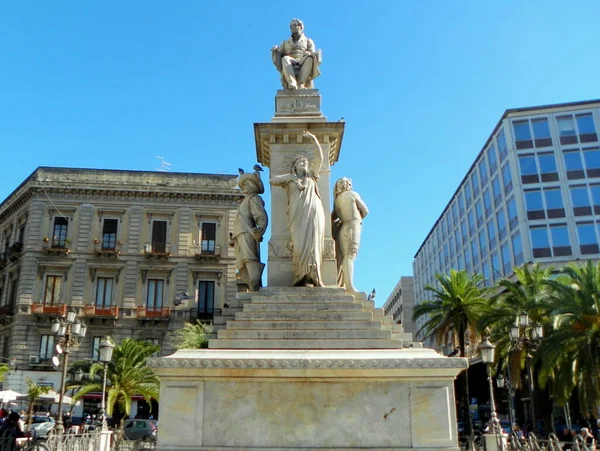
(235, 311), (373, 321)
(226, 320), (383, 330)
(392, 332), (413, 341)
(217, 329), (393, 340)
(208, 338), (404, 349)
(222, 307), (242, 315)
(257, 287), (346, 296)
(242, 302), (364, 312)
(249, 294), (358, 303)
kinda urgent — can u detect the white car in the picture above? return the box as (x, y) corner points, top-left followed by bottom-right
(28, 416), (56, 437)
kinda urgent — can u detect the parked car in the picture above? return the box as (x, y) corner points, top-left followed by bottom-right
(28, 416), (56, 437)
(123, 419), (157, 441)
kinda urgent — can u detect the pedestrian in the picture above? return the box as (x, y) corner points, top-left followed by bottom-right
(0, 412), (24, 451)
(580, 428), (595, 449)
(561, 427), (574, 451)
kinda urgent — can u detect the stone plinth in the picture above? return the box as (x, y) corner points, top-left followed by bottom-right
(150, 348), (467, 451)
(254, 119), (345, 287)
(273, 89), (326, 122)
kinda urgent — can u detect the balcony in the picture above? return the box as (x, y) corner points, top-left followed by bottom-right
(31, 303), (68, 316)
(0, 304), (15, 324)
(137, 306), (171, 320)
(193, 245), (221, 261)
(144, 242), (170, 260)
(7, 242), (23, 262)
(42, 237), (70, 256)
(94, 239), (121, 258)
(83, 305), (119, 318)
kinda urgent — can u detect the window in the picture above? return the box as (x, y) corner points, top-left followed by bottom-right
(457, 254), (464, 270)
(91, 336), (101, 361)
(491, 252), (501, 278)
(590, 185), (600, 214)
(18, 224), (26, 243)
(582, 147), (600, 177)
(39, 335), (54, 361)
(468, 211), (475, 235)
(201, 223), (217, 254)
(198, 280), (215, 316)
(465, 183), (472, 205)
(530, 226), (551, 258)
(151, 221), (168, 253)
(512, 233), (524, 266)
(557, 116), (577, 145)
(519, 155), (538, 184)
(513, 120), (533, 149)
(472, 173), (480, 197)
(461, 220), (468, 242)
(576, 114), (597, 143)
(458, 191), (465, 214)
(452, 202), (459, 224)
(454, 228), (461, 249)
(507, 197), (518, 230)
(43, 275), (62, 305)
(501, 242), (511, 274)
(563, 151), (585, 180)
(479, 160), (488, 186)
(475, 200), (484, 226)
(483, 189), (492, 216)
(101, 219), (118, 250)
(497, 129), (508, 161)
(482, 262), (491, 287)
(550, 224), (572, 256)
(464, 247), (472, 273)
(570, 186), (592, 216)
(471, 240), (479, 265)
(531, 118), (552, 147)
(537, 153), (559, 182)
(487, 221), (497, 249)
(492, 176), (502, 206)
(502, 164), (513, 195)
(95, 278), (113, 308)
(576, 222), (599, 254)
(544, 188), (565, 218)
(146, 279), (164, 310)
(52, 217), (68, 248)
(525, 190), (545, 220)
(488, 144), (498, 174)
(497, 210), (507, 241)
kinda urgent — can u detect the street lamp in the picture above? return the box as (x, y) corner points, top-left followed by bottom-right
(496, 371), (515, 426)
(509, 311), (543, 434)
(98, 337), (115, 430)
(52, 309), (87, 435)
(479, 338), (503, 449)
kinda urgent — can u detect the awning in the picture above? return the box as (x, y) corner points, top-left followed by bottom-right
(0, 390), (24, 403)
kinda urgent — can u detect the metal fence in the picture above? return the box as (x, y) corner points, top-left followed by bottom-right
(507, 432), (597, 451)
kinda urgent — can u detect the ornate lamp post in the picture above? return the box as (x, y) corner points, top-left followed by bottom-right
(51, 309), (87, 435)
(480, 338), (502, 449)
(509, 311), (543, 434)
(98, 337), (115, 430)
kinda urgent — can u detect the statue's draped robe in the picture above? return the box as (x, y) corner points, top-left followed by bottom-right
(233, 193), (267, 270)
(284, 173), (324, 285)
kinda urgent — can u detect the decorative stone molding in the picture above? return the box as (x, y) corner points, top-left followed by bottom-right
(148, 357), (468, 370)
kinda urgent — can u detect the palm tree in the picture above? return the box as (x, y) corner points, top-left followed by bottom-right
(413, 269), (490, 357)
(537, 260), (600, 416)
(25, 378), (51, 433)
(480, 263), (554, 389)
(172, 321), (211, 349)
(70, 338), (160, 426)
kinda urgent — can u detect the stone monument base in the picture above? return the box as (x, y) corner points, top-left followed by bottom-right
(150, 348), (466, 450)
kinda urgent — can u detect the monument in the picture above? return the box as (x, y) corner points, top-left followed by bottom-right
(150, 19), (467, 450)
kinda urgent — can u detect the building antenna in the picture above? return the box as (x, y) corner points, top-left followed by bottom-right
(155, 156), (172, 172)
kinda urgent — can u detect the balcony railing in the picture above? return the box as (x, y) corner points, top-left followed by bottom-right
(193, 244), (221, 260)
(93, 239), (121, 257)
(137, 307), (171, 319)
(83, 305), (119, 318)
(31, 303), (67, 316)
(42, 238), (70, 255)
(144, 242), (170, 259)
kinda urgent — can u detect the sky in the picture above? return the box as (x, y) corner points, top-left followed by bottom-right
(1, 1), (599, 307)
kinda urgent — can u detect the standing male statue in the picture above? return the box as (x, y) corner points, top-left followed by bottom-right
(271, 19), (321, 90)
(270, 131), (325, 286)
(231, 166), (268, 291)
(332, 177), (369, 292)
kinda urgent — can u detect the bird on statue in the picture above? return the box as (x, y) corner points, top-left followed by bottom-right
(253, 164), (263, 172)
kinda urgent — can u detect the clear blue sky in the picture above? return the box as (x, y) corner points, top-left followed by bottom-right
(2, 1), (599, 306)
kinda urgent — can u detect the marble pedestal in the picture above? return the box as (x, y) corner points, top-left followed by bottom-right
(150, 348), (467, 450)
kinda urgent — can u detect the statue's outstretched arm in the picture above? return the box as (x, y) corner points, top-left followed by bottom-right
(302, 130), (323, 176)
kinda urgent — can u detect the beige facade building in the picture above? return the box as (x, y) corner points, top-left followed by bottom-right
(0, 167), (241, 415)
(382, 277), (416, 338)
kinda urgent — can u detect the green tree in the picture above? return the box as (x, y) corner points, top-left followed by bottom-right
(172, 321), (211, 349)
(480, 263), (554, 388)
(537, 260), (600, 416)
(25, 378), (51, 433)
(70, 338), (160, 426)
(0, 363), (9, 382)
(413, 269), (490, 357)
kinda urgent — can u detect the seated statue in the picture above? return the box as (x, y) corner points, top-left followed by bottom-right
(271, 19), (321, 90)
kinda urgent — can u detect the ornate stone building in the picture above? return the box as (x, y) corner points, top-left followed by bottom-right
(0, 167), (241, 415)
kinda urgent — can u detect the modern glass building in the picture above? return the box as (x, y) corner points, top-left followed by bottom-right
(412, 99), (600, 341)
